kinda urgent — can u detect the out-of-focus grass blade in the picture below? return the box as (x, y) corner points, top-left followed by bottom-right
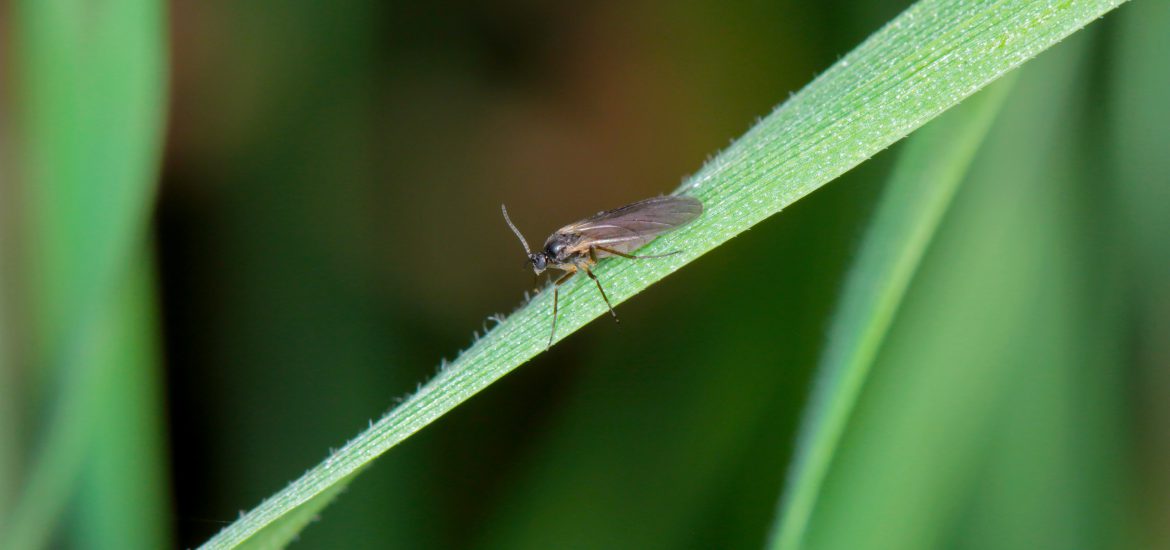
(1, 0), (170, 548)
(1110, 3), (1170, 546)
(917, 30), (1127, 550)
(767, 76), (1015, 550)
(0, 188), (15, 524)
(804, 30), (1126, 550)
(70, 247), (173, 549)
(12, 0), (166, 369)
(202, 1), (1128, 547)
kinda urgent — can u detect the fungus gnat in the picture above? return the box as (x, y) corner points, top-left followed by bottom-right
(501, 195), (703, 348)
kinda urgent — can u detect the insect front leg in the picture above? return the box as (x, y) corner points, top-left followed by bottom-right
(581, 264), (618, 323)
(547, 271), (575, 348)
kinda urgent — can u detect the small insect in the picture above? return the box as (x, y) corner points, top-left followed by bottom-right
(501, 195), (703, 348)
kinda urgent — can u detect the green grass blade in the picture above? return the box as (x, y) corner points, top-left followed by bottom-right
(767, 75), (1015, 550)
(236, 476), (359, 550)
(1, 0), (170, 547)
(202, 0), (1128, 546)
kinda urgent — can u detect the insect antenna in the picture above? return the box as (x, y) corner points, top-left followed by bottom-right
(500, 204), (532, 255)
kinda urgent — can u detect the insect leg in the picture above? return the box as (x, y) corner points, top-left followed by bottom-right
(582, 265), (619, 323)
(594, 245), (681, 260)
(548, 271), (575, 348)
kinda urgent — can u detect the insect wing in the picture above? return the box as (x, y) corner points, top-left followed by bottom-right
(559, 196), (702, 254)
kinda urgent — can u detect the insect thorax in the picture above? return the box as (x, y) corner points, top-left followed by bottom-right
(543, 232), (580, 263)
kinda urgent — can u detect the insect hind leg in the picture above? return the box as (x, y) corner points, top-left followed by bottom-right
(594, 245), (681, 260)
(582, 265), (619, 323)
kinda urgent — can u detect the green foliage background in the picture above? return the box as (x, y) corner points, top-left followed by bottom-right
(1, 0), (1165, 549)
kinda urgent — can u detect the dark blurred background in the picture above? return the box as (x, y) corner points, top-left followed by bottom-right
(159, 2), (901, 547)
(160, 1), (873, 546)
(4, 0), (1168, 548)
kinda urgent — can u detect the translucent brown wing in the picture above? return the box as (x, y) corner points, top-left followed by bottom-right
(554, 195), (702, 255)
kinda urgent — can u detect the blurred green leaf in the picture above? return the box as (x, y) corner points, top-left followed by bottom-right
(1, 0), (170, 548)
(804, 30), (1128, 550)
(71, 247), (172, 550)
(202, 0), (1128, 547)
(768, 75), (1015, 550)
(1110, 2), (1170, 546)
(0, 198), (15, 527)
